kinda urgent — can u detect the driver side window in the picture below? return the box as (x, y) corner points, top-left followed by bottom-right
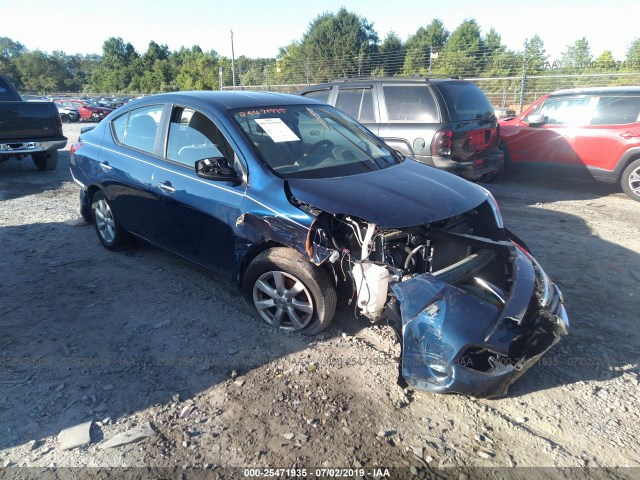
(166, 107), (235, 169)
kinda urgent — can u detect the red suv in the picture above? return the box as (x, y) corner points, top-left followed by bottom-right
(55, 99), (113, 122)
(499, 87), (640, 201)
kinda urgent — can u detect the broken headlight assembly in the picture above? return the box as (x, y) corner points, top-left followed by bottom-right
(311, 196), (567, 397)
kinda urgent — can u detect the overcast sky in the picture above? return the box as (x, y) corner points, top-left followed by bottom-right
(2, 0), (637, 62)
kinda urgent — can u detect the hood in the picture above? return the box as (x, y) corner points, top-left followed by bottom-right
(287, 159), (488, 228)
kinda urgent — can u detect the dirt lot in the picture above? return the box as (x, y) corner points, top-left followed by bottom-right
(1, 122), (639, 477)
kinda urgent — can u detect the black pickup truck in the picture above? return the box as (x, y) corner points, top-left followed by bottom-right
(0, 74), (67, 170)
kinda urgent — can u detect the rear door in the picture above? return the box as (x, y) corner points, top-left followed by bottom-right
(100, 103), (165, 243)
(574, 95), (640, 171)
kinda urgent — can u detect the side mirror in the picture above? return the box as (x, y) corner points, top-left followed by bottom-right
(195, 157), (240, 182)
(527, 114), (547, 127)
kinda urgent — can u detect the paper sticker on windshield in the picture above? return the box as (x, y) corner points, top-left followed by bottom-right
(254, 118), (300, 143)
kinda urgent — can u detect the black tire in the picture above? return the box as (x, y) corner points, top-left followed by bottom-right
(90, 112), (100, 122)
(497, 142), (511, 179)
(243, 247), (337, 336)
(621, 159), (640, 202)
(32, 151), (58, 171)
(60, 113), (70, 123)
(91, 190), (131, 250)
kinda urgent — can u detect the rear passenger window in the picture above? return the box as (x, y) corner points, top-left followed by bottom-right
(112, 105), (163, 154)
(335, 88), (374, 123)
(591, 96), (640, 125)
(302, 89), (331, 104)
(383, 85), (438, 122)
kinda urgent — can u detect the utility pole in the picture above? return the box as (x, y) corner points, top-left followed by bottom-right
(520, 39), (528, 113)
(219, 66), (223, 91)
(230, 30), (236, 91)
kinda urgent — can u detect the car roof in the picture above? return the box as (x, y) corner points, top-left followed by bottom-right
(128, 91), (319, 111)
(550, 86), (640, 96)
(304, 76), (466, 86)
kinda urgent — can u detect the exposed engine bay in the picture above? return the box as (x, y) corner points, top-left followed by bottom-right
(300, 198), (569, 397)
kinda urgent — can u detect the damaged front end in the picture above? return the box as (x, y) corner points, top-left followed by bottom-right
(302, 194), (568, 398)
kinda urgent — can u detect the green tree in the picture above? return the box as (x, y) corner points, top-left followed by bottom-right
(0, 37), (26, 84)
(560, 37), (592, 71)
(432, 19), (483, 77)
(626, 37), (640, 65)
(375, 32), (404, 76)
(129, 41), (173, 93)
(169, 46), (219, 91)
(92, 37), (139, 92)
(523, 34), (549, 73)
(402, 19), (449, 74)
(13, 50), (67, 93)
(294, 8), (380, 82)
(594, 50), (615, 69)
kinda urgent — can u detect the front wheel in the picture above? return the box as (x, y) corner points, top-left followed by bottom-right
(91, 190), (131, 250)
(243, 248), (337, 335)
(32, 151), (58, 170)
(621, 159), (640, 202)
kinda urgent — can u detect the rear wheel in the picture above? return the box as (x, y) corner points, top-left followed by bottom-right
(60, 113), (70, 123)
(243, 247), (336, 335)
(621, 159), (640, 202)
(91, 190), (131, 250)
(90, 112), (100, 122)
(32, 151), (58, 171)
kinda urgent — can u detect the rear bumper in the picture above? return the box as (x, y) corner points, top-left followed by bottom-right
(413, 150), (504, 181)
(0, 138), (67, 155)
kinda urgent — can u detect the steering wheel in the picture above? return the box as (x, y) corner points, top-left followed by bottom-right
(306, 139), (335, 156)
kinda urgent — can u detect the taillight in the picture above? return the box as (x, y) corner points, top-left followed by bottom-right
(70, 142), (81, 157)
(431, 129), (452, 156)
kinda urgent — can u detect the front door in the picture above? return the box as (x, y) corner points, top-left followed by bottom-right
(152, 106), (246, 276)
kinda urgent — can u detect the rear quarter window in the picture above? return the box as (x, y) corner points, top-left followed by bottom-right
(382, 85), (438, 122)
(436, 82), (494, 122)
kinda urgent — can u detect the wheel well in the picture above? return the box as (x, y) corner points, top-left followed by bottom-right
(618, 153), (640, 181)
(82, 185), (101, 223)
(236, 241), (336, 289)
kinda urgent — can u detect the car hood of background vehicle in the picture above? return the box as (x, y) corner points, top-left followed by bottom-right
(286, 159), (488, 228)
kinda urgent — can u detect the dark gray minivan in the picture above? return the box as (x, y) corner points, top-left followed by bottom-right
(299, 77), (503, 181)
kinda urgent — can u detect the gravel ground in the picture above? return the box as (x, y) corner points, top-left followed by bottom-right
(0, 122), (639, 477)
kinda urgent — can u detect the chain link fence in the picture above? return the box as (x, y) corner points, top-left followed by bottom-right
(221, 41), (640, 113)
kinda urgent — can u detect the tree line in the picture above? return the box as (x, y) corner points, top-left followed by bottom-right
(1, 8), (639, 95)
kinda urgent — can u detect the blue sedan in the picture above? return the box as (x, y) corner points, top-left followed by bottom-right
(70, 91), (568, 397)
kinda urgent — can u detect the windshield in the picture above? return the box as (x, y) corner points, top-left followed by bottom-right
(232, 105), (401, 179)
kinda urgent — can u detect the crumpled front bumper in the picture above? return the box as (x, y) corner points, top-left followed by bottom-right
(391, 245), (568, 398)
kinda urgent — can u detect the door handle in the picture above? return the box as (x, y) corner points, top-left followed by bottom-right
(98, 161), (112, 171)
(156, 181), (176, 193)
(620, 131), (640, 139)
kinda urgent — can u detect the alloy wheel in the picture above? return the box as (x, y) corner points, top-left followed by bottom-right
(94, 199), (116, 244)
(628, 165), (640, 197)
(252, 270), (314, 331)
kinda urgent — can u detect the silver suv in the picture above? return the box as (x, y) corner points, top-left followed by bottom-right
(300, 77), (503, 181)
